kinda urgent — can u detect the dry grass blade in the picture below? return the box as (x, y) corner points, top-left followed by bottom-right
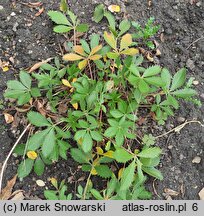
(28, 57), (52, 73)
(0, 175), (17, 200)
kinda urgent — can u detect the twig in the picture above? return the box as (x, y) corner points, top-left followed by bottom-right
(83, 171), (92, 200)
(187, 36), (204, 49)
(155, 120), (204, 139)
(88, 61), (93, 80)
(0, 124), (31, 194)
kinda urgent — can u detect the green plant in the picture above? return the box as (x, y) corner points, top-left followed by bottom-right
(3, 3), (200, 200)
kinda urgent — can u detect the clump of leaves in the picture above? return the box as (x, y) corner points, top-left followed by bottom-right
(4, 3), (200, 200)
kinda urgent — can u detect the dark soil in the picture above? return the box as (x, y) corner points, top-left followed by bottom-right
(0, 0), (203, 200)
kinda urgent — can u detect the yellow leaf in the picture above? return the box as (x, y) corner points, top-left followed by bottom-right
(2, 66), (9, 72)
(73, 45), (86, 56)
(96, 147), (104, 155)
(78, 59), (88, 70)
(118, 168), (124, 180)
(3, 113), (14, 124)
(62, 79), (72, 88)
(90, 44), (102, 56)
(49, 177), (58, 189)
(108, 5), (121, 13)
(146, 52), (154, 62)
(121, 48), (139, 56)
(72, 103), (78, 110)
(63, 53), (84, 61)
(104, 31), (117, 50)
(78, 137), (83, 145)
(103, 150), (114, 158)
(27, 151), (38, 160)
(72, 78), (77, 83)
(120, 34), (132, 51)
(89, 54), (102, 61)
(91, 168), (97, 175)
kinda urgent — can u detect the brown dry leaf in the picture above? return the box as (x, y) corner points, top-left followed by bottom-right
(198, 188), (204, 200)
(34, 99), (47, 116)
(29, 2), (43, 7)
(58, 103), (68, 114)
(160, 33), (165, 42)
(10, 190), (25, 200)
(3, 113), (14, 124)
(11, 112), (21, 129)
(146, 52), (154, 62)
(156, 49), (161, 56)
(0, 175), (17, 200)
(164, 188), (179, 197)
(28, 58), (52, 73)
(35, 7), (44, 17)
(15, 104), (31, 113)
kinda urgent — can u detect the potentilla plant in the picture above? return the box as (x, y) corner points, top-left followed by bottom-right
(3, 2), (200, 200)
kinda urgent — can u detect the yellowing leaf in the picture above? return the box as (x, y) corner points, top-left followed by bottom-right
(120, 34), (132, 51)
(118, 168), (124, 180)
(2, 66), (9, 72)
(63, 53), (84, 61)
(90, 44), (102, 56)
(73, 45), (86, 56)
(78, 59), (88, 69)
(121, 48), (139, 56)
(4, 113), (14, 124)
(104, 31), (117, 50)
(62, 79), (72, 88)
(72, 78), (77, 83)
(108, 5), (121, 13)
(96, 147), (104, 155)
(49, 177), (58, 189)
(27, 151), (38, 160)
(91, 168), (97, 175)
(78, 138), (83, 145)
(103, 150), (114, 158)
(146, 52), (154, 62)
(72, 103), (78, 110)
(89, 54), (102, 61)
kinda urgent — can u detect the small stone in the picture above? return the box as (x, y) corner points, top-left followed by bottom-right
(179, 154), (184, 160)
(186, 59), (195, 70)
(177, 117), (185, 123)
(10, 12), (16, 16)
(192, 156), (201, 164)
(196, 1), (202, 7)
(200, 93), (204, 100)
(36, 180), (45, 187)
(193, 80), (199, 85)
(168, 145), (173, 149)
(0, 5), (3, 10)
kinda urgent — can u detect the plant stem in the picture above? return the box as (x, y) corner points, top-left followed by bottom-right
(82, 171), (92, 200)
(88, 61), (93, 80)
(0, 124), (31, 194)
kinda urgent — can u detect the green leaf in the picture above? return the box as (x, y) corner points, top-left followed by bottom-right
(107, 52), (119, 59)
(4, 89), (25, 99)
(70, 148), (90, 163)
(55, 126), (70, 139)
(115, 132), (124, 147)
(113, 148), (133, 163)
(140, 157), (160, 167)
(95, 165), (112, 178)
(90, 130), (103, 141)
(119, 20), (131, 37)
(90, 34), (100, 49)
(167, 95), (179, 109)
(53, 25), (72, 33)
(170, 68), (186, 91)
(28, 128), (50, 151)
(34, 158), (45, 176)
(142, 166), (163, 180)
(17, 92), (31, 105)
(104, 11), (116, 31)
(14, 144), (25, 156)
(172, 88), (197, 98)
(144, 77), (164, 87)
(120, 160), (135, 191)
(90, 189), (103, 200)
(30, 88), (41, 97)
(42, 128), (56, 158)
(139, 79), (150, 93)
(76, 24), (89, 33)
(110, 110), (123, 118)
(82, 132), (93, 153)
(80, 39), (90, 54)
(137, 147), (162, 158)
(137, 159), (145, 183)
(104, 127), (117, 137)
(143, 66), (161, 77)
(27, 111), (51, 127)
(93, 4), (105, 23)
(67, 10), (77, 24)
(161, 68), (171, 89)
(19, 71), (31, 89)
(48, 11), (71, 25)
(44, 190), (58, 200)
(7, 80), (27, 90)
(18, 158), (34, 178)
(104, 32), (116, 50)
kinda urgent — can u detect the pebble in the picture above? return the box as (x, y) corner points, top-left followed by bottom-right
(177, 117), (185, 123)
(192, 156), (201, 164)
(36, 180), (45, 187)
(179, 154), (184, 160)
(196, 1), (202, 7)
(200, 93), (204, 100)
(192, 80), (199, 85)
(0, 5), (3, 10)
(186, 59), (195, 70)
(168, 145), (173, 149)
(10, 12), (16, 16)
